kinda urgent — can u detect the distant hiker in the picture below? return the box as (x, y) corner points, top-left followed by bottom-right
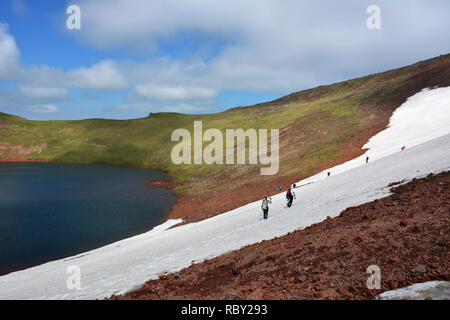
(366, 156), (369, 163)
(401, 146), (406, 151)
(261, 196), (272, 220)
(327, 172), (331, 177)
(279, 185), (283, 191)
(286, 184), (296, 207)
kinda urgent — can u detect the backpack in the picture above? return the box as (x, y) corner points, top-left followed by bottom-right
(286, 187), (292, 196)
(262, 200), (268, 210)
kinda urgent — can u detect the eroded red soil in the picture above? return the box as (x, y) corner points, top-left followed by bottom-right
(110, 171), (449, 300)
(0, 142), (48, 162)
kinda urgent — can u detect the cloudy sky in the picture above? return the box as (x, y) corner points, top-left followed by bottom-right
(0, 0), (449, 120)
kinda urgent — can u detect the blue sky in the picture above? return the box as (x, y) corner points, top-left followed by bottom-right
(0, 0), (449, 120)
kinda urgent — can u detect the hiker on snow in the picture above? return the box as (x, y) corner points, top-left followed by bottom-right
(261, 196), (272, 220)
(286, 184), (296, 207)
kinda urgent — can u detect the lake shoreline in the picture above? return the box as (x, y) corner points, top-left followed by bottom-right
(1, 159), (181, 223)
(0, 162), (175, 276)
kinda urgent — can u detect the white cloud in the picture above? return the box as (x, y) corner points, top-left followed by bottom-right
(0, 23), (20, 79)
(28, 104), (59, 113)
(109, 102), (213, 114)
(18, 60), (127, 92)
(65, 60), (127, 90)
(0, 26), (127, 92)
(2, 1), (450, 116)
(72, 0), (450, 95)
(19, 85), (68, 99)
(0, 25), (127, 115)
(134, 85), (216, 103)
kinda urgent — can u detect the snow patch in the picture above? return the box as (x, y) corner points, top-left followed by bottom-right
(298, 86), (450, 185)
(377, 281), (450, 300)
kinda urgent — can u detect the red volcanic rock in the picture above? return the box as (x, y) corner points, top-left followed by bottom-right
(321, 288), (339, 299)
(411, 265), (427, 275)
(390, 257), (400, 263)
(109, 171), (450, 300)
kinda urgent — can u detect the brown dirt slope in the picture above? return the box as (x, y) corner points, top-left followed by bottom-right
(110, 171), (450, 300)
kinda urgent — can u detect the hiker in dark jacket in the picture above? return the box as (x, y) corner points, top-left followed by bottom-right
(261, 196), (272, 220)
(286, 184), (296, 207)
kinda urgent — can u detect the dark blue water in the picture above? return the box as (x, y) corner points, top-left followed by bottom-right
(0, 162), (176, 276)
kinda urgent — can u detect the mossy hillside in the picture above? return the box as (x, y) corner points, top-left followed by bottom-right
(1, 54), (449, 195)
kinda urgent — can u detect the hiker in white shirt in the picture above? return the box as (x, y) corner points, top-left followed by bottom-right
(261, 196), (272, 220)
(287, 184), (296, 207)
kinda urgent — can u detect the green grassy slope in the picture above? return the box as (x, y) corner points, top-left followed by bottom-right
(1, 54), (449, 221)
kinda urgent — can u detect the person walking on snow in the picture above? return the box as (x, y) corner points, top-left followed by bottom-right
(261, 196), (272, 220)
(286, 184), (296, 207)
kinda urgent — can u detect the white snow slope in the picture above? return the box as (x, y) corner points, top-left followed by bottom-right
(0, 87), (449, 300)
(377, 281), (450, 300)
